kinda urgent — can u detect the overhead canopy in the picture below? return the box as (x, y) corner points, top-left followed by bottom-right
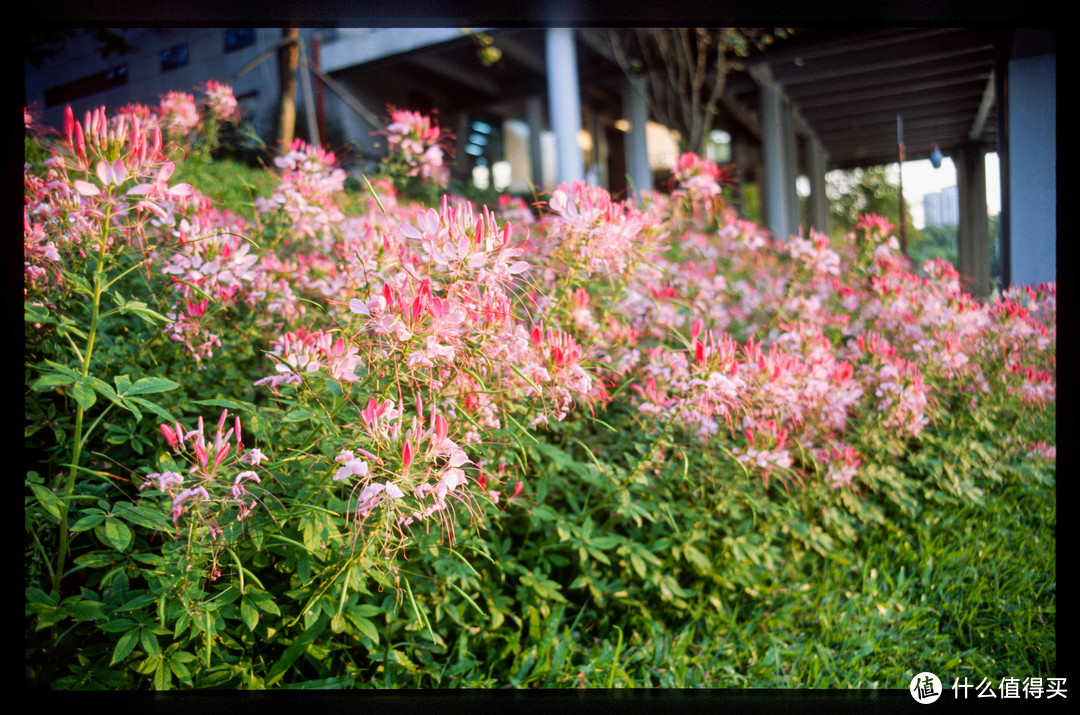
(341, 27), (1004, 172)
(727, 27), (1003, 169)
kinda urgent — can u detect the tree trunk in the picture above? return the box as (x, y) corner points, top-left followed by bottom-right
(276, 28), (300, 151)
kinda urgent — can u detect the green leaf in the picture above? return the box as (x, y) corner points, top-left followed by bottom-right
(265, 613), (330, 687)
(99, 618), (138, 633)
(112, 501), (169, 531)
(70, 513), (106, 532)
(390, 649), (418, 672)
(30, 372), (72, 391)
(248, 589), (282, 616)
(111, 630), (139, 665)
(683, 544), (712, 572)
(134, 656), (158, 675)
(25, 302), (50, 324)
(29, 483), (63, 520)
(350, 603), (381, 618)
(140, 628), (161, 658)
(168, 656), (193, 684)
(114, 374), (133, 394)
(192, 398), (255, 413)
(73, 551), (118, 569)
(119, 301), (170, 325)
(71, 380), (97, 410)
(346, 609), (380, 644)
(153, 658), (170, 690)
(84, 376), (129, 411)
(247, 412), (273, 439)
(42, 359), (81, 380)
(127, 396), (178, 423)
(96, 519), (133, 552)
(241, 598), (259, 632)
(121, 377), (182, 397)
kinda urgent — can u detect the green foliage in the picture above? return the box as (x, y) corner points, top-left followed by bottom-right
(827, 166), (912, 241)
(909, 223), (957, 269)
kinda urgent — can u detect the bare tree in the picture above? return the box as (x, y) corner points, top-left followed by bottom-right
(276, 28), (300, 150)
(592, 29), (790, 155)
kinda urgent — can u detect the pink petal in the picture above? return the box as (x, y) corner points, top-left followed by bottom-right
(73, 180), (100, 196)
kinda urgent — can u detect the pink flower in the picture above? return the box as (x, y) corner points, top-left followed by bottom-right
(240, 448), (267, 465)
(334, 451), (370, 481)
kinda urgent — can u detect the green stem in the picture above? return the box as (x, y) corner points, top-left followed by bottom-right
(53, 204), (115, 595)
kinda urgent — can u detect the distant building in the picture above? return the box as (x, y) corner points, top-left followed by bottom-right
(25, 29), (283, 140)
(923, 186), (959, 227)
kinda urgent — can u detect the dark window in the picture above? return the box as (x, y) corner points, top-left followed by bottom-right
(224, 29), (255, 53)
(43, 65), (128, 108)
(161, 44), (189, 72)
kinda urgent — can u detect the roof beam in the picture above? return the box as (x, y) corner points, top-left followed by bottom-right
(786, 62), (994, 104)
(969, 70), (996, 140)
(801, 86), (987, 122)
(760, 28), (950, 67)
(408, 53), (501, 96)
(794, 72), (991, 110)
(770, 38), (993, 86)
(492, 30), (549, 76)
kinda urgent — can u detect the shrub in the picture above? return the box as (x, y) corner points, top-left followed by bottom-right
(25, 98), (1054, 689)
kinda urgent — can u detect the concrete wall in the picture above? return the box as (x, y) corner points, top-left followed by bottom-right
(25, 28), (284, 139)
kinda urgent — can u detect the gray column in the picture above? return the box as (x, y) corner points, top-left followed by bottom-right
(760, 82), (791, 239)
(807, 137), (829, 234)
(545, 28), (585, 185)
(525, 96), (545, 189)
(1007, 46), (1056, 288)
(956, 144), (991, 299)
(588, 108), (605, 186)
(623, 74), (653, 193)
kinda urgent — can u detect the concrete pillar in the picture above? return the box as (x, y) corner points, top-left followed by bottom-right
(807, 137), (829, 234)
(760, 82), (791, 239)
(545, 28), (585, 185)
(623, 74), (653, 193)
(955, 144), (992, 299)
(588, 108), (605, 186)
(1007, 44), (1056, 288)
(525, 96), (545, 189)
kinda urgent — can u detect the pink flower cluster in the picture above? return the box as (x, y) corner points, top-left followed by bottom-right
(201, 80), (241, 123)
(26, 93), (1054, 567)
(670, 151), (727, 215)
(255, 139), (346, 246)
(158, 91), (201, 142)
(327, 395), (506, 552)
(382, 109), (449, 186)
(142, 410), (272, 529)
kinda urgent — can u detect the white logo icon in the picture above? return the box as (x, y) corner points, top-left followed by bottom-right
(911, 672), (943, 703)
